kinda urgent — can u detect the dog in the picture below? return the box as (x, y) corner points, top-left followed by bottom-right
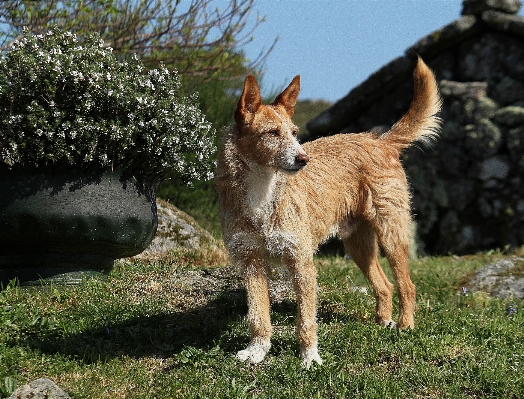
(215, 57), (442, 368)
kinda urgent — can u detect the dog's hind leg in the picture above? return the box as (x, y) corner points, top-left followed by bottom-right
(237, 256), (273, 364)
(342, 220), (396, 328)
(374, 213), (416, 330)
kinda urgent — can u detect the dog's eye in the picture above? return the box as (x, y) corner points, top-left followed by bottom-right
(292, 129), (298, 137)
(268, 129), (279, 137)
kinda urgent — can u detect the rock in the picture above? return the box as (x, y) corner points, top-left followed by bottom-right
(479, 156), (510, 180)
(462, 0), (522, 15)
(439, 80), (488, 99)
(406, 16), (481, 58)
(134, 199), (227, 263)
(493, 105), (524, 126)
(482, 9), (524, 35)
(445, 179), (476, 211)
(507, 126), (524, 161)
(8, 378), (71, 399)
(465, 257), (524, 299)
(465, 118), (503, 158)
(493, 77), (524, 105)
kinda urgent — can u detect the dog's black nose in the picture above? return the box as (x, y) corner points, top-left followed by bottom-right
(295, 152), (309, 167)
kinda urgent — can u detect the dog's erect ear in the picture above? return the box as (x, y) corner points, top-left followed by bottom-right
(235, 75), (262, 126)
(272, 75), (300, 117)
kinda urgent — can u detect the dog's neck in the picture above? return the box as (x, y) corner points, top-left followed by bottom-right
(242, 159), (284, 225)
(217, 130), (287, 226)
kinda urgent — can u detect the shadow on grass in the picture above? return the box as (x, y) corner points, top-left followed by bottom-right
(19, 286), (361, 364)
(20, 289), (333, 363)
(22, 288), (250, 363)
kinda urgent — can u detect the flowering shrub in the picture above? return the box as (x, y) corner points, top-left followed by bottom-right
(0, 27), (215, 182)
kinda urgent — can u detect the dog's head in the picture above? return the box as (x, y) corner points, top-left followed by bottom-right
(233, 74), (309, 173)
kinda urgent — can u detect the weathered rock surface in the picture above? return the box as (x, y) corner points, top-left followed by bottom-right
(462, 0), (522, 15)
(8, 378), (71, 399)
(465, 257), (524, 298)
(134, 199), (227, 262)
(307, 0), (524, 255)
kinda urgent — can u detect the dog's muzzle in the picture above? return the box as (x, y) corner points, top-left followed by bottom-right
(295, 152), (309, 169)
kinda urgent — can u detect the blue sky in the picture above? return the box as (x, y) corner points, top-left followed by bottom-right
(238, 0), (524, 102)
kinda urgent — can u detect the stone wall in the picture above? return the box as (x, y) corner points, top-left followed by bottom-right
(407, 32), (524, 254)
(307, 0), (524, 255)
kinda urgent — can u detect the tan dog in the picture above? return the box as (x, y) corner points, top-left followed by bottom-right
(216, 57), (442, 368)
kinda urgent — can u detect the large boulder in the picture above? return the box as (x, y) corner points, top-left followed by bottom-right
(134, 199), (227, 264)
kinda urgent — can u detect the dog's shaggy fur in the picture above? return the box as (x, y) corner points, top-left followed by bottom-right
(216, 57), (442, 367)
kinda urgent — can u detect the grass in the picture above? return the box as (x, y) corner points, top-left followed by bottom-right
(0, 251), (523, 399)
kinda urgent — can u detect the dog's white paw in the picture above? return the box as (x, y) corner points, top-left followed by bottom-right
(378, 319), (398, 329)
(300, 347), (323, 369)
(237, 341), (271, 364)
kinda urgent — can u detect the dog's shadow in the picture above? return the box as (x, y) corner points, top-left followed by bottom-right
(22, 288), (331, 363)
(23, 285), (358, 364)
(23, 289), (251, 363)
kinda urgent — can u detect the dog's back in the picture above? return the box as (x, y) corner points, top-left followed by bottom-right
(276, 57), (442, 249)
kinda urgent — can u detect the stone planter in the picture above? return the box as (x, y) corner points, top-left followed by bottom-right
(0, 164), (158, 285)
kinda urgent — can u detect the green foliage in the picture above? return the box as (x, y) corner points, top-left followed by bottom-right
(0, 27), (215, 182)
(0, 253), (522, 398)
(157, 76), (240, 235)
(293, 99), (332, 137)
(181, 76), (240, 133)
(0, 0), (270, 84)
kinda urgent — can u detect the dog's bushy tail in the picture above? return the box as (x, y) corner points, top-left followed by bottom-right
(380, 56), (442, 150)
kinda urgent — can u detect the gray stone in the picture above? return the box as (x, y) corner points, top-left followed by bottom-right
(439, 80), (488, 99)
(465, 119), (503, 158)
(482, 9), (524, 35)
(493, 77), (524, 105)
(458, 33), (510, 81)
(306, 56), (413, 138)
(516, 200), (524, 220)
(8, 378), (71, 399)
(507, 126), (524, 161)
(445, 179), (476, 211)
(134, 199), (226, 261)
(462, 0), (522, 15)
(465, 258), (524, 299)
(406, 16), (480, 58)
(472, 97), (498, 121)
(493, 105), (524, 126)
(479, 157), (510, 180)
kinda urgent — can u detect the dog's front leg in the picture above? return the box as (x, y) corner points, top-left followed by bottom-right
(237, 256), (272, 364)
(288, 256), (323, 368)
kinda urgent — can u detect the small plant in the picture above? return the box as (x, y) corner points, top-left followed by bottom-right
(508, 303), (517, 319)
(0, 27), (215, 183)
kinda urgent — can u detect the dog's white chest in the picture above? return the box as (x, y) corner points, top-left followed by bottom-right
(243, 165), (279, 224)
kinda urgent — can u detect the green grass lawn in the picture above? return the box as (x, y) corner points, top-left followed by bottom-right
(0, 252), (522, 398)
